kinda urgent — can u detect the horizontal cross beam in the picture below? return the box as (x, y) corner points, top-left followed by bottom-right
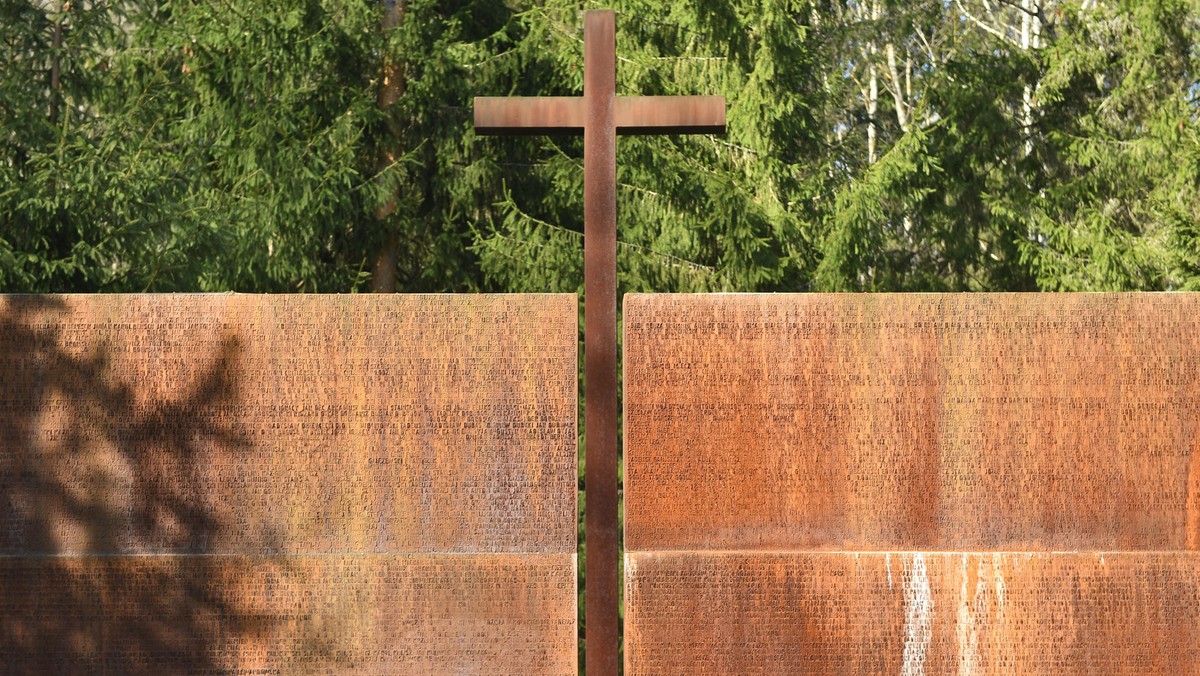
(474, 96), (726, 135)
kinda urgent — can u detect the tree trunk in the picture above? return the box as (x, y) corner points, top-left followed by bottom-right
(1021, 0), (1034, 157)
(49, 1), (65, 123)
(886, 42), (909, 132)
(867, 0), (879, 165)
(371, 0), (406, 293)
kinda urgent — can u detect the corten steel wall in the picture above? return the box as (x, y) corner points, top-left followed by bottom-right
(0, 294), (577, 674)
(623, 294), (1200, 674)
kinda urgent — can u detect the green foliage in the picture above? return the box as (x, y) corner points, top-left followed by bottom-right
(473, 0), (826, 295)
(4, 0), (1197, 294)
(807, 0), (1200, 292)
(1021, 0), (1200, 289)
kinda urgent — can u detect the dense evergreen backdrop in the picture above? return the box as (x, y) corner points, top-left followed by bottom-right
(4, 0), (1198, 294)
(4, 0), (1199, 666)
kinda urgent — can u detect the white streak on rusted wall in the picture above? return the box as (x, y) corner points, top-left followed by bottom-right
(902, 553), (933, 676)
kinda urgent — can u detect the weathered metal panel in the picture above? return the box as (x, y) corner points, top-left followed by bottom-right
(625, 294), (1200, 551)
(1, 553), (576, 674)
(624, 293), (1200, 674)
(0, 293), (577, 674)
(626, 551), (1200, 674)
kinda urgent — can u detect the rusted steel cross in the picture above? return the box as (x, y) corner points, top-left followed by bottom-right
(473, 9), (724, 675)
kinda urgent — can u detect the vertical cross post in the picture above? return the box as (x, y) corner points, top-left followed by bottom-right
(582, 11), (620, 676)
(474, 10), (724, 675)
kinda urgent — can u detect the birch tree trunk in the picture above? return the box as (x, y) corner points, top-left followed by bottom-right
(1021, 0), (1035, 157)
(867, 0), (879, 165)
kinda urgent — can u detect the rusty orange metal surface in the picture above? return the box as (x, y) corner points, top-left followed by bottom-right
(625, 293), (1200, 551)
(474, 96), (585, 135)
(623, 293), (1200, 674)
(1, 553), (576, 674)
(582, 12), (621, 676)
(473, 93), (723, 138)
(0, 294), (577, 674)
(625, 552), (1200, 674)
(614, 96), (725, 135)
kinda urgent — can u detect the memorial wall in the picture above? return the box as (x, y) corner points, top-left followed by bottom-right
(624, 294), (1200, 673)
(0, 294), (577, 674)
